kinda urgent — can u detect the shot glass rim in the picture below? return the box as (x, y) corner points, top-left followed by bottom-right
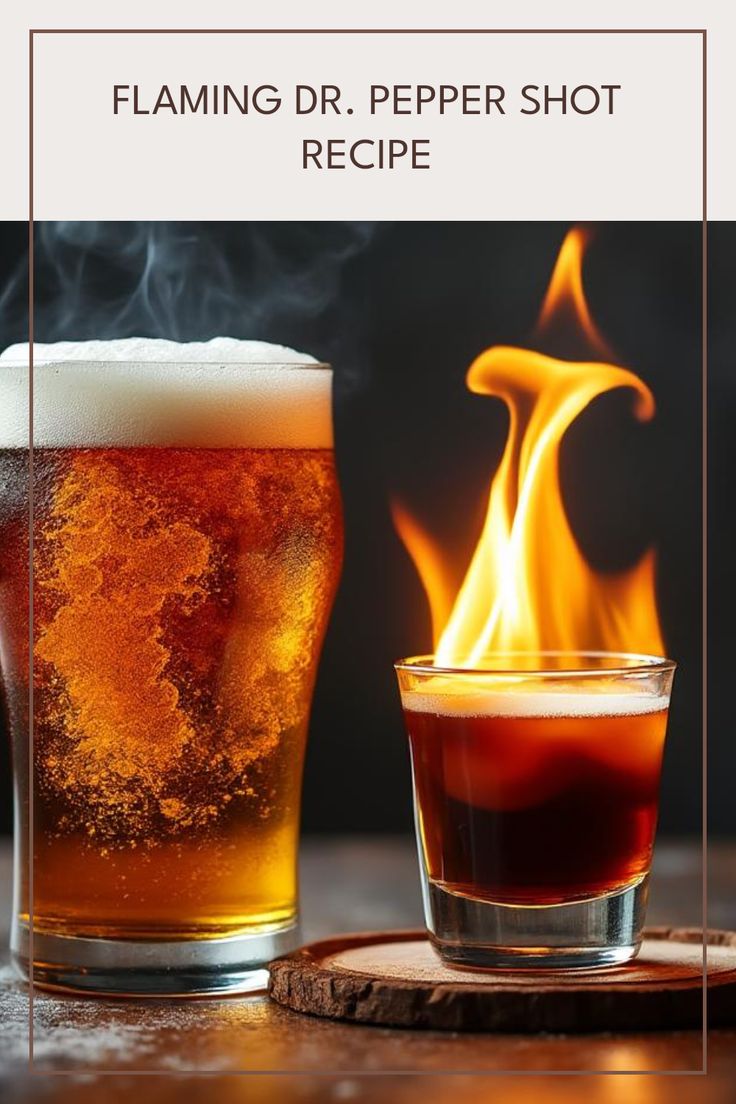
(394, 650), (676, 678)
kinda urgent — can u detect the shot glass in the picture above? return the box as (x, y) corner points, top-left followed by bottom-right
(395, 651), (676, 970)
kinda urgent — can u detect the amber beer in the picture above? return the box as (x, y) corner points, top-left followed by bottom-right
(0, 340), (342, 993)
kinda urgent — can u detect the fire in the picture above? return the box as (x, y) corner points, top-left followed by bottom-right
(534, 225), (612, 360)
(395, 228), (664, 668)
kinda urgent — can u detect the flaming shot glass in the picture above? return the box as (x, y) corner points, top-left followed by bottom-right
(395, 652), (676, 971)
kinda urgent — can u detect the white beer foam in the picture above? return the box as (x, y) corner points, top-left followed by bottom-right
(0, 337), (332, 448)
(401, 689), (670, 718)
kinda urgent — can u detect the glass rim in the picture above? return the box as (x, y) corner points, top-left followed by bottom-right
(394, 650), (677, 678)
(0, 358), (332, 371)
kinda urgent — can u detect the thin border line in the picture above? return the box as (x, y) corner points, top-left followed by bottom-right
(27, 23), (706, 1077)
(27, 25), (34, 1072)
(26, 1068), (709, 1078)
(701, 26), (709, 1078)
(29, 27), (707, 34)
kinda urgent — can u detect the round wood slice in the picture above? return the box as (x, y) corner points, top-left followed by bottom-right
(268, 927), (736, 1033)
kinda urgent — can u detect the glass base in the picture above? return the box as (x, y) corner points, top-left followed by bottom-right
(11, 921), (300, 996)
(425, 876), (648, 970)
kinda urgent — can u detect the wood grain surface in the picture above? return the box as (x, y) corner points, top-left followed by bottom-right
(1, 836), (735, 1097)
(269, 927), (736, 1032)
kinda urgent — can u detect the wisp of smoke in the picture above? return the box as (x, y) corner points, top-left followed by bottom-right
(0, 221), (380, 377)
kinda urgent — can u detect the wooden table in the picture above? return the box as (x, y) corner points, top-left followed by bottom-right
(1, 836), (734, 1101)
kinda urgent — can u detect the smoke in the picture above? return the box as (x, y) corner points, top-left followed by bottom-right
(0, 221), (380, 376)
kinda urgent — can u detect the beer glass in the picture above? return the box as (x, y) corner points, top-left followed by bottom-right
(0, 355), (342, 994)
(395, 652), (675, 970)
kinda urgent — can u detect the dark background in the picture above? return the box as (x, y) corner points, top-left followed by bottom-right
(0, 221), (731, 837)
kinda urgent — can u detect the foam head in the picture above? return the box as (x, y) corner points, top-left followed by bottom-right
(400, 678), (670, 718)
(0, 337), (332, 448)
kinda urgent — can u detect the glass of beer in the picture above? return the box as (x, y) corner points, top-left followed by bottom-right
(0, 340), (342, 995)
(395, 652), (675, 970)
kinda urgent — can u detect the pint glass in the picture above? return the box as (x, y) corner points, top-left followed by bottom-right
(0, 350), (342, 994)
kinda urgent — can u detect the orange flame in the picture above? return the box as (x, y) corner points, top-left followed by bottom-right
(396, 228), (664, 667)
(534, 226), (613, 360)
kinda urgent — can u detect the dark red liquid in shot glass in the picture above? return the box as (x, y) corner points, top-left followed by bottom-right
(404, 696), (668, 905)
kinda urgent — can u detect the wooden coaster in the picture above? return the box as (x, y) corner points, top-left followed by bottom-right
(268, 927), (736, 1033)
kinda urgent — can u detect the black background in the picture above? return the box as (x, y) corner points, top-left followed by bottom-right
(0, 221), (731, 837)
